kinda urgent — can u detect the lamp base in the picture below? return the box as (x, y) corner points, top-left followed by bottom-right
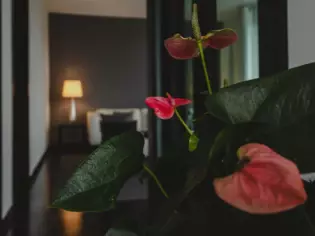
(69, 98), (76, 122)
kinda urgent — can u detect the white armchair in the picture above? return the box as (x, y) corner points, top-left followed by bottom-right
(86, 108), (149, 156)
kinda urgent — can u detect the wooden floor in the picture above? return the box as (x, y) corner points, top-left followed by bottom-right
(6, 153), (148, 236)
(5, 153), (315, 236)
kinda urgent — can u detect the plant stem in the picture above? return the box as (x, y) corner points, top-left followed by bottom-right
(175, 109), (193, 136)
(223, 78), (229, 88)
(143, 164), (169, 199)
(197, 40), (212, 95)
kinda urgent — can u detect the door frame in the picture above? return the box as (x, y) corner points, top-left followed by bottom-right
(12, 0), (30, 234)
(0, 0), (3, 223)
(258, 0), (288, 76)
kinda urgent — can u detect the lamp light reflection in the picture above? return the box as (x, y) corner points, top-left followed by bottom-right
(60, 209), (83, 236)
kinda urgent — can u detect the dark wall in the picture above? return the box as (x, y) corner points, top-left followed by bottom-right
(258, 0), (288, 77)
(49, 13), (148, 129)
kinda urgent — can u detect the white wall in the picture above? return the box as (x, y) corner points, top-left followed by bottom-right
(1, 0), (49, 217)
(288, 0), (315, 68)
(48, 0), (146, 18)
(1, 0), (13, 218)
(29, 0), (50, 174)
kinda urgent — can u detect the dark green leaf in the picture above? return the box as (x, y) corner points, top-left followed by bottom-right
(52, 131), (144, 212)
(188, 134), (199, 152)
(208, 117), (315, 174)
(150, 115), (225, 234)
(208, 123), (273, 177)
(206, 62), (315, 126)
(183, 115), (225, 193)
(154, 115), (224, 196)
(255, 114), (315, 173)
(105, 228), (138, 236)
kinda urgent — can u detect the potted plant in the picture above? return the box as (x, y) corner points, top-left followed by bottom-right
(52, 4), (315, 236)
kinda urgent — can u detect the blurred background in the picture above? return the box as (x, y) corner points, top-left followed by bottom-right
(2, 0), (314, 235)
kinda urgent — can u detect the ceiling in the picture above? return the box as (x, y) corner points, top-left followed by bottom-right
(47, 0), (147, 18)
(47, 0), (257, 21)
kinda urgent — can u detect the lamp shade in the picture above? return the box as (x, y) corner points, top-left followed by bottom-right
(62, 80), (83, 98)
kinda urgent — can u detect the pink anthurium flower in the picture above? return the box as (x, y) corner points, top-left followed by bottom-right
(164, 29), (237, 60)
(145, 93), (191, 120)
(213, 143), (307, 214)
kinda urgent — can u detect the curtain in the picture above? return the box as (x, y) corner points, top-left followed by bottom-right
(241, 4), (259, 80)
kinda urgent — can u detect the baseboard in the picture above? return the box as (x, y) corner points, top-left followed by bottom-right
(29, 147), (53, 187)
(0, 206), (14, 236)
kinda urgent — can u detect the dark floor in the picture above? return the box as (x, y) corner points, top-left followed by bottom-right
(7, 153), (148, 236)
(6, 153), (315, 236)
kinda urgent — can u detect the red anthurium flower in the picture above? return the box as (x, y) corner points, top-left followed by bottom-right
(164, 29), (237, 60)
(164, 34), (199, 60)
(202, 29), (238, 49)
(145, 93), (191, 120)
(213, 143), (307, 214)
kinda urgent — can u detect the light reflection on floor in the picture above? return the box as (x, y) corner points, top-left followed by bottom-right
(60, 210), (83, 236)
(17, 154), (148, 236)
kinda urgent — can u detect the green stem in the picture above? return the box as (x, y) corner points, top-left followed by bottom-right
(175, 109), (193, 136)
(197, 40), (212, 95)
(143, 164), (169, 199)
(223, 78), (229, 88)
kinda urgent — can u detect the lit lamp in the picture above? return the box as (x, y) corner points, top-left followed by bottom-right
(62, 80), (83, 122)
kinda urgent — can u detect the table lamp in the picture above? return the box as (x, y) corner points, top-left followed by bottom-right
(62, 80), (83, 122)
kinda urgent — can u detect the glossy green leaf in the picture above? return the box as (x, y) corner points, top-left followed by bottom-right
(150, 115), (224, 234)
(205, 62), (315, 126)
(183, 115), (224, 191)
(208, 123), (274, 177)
(154, 115), (223, 197)
(205, 63), (315, 174)
(256, 114), (315, 173)
(52, 131), (144, 212)
(188, 133), (199, 152)
(208, 118), (315, 174)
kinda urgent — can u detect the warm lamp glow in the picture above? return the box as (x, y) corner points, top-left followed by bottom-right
(60, 209), (83, 236)
(62, 80), (83, 98)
